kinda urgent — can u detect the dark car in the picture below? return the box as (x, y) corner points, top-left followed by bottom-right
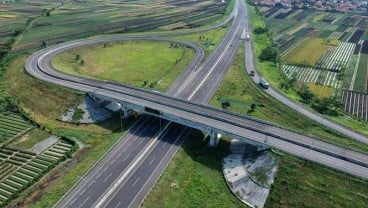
(250, 70), (255, 77)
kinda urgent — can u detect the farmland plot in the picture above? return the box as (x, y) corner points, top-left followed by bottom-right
(0, 140), (75, 207)
(341, 90), (368, 121)
(283, 38), (332, 66)
(353, 53), (368, 92)
(0, 113), (34, 146)
(328, 31), (344, 40)
(348, 29), (365, 43)
(282, 65), (339, 88)
(316, 42), (356, 71)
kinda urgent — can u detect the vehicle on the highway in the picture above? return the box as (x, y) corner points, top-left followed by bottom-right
(259, 78), (269, 89)
(245, 34), (250, 41)
(250, 70), (255, 76)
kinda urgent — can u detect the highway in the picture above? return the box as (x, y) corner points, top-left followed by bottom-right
(52, 1), (246, 207)
(23, 0), (368, 207)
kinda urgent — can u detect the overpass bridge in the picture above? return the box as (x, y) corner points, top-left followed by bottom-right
(26, 38), (368, 179)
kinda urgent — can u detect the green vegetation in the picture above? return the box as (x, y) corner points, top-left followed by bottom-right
(284, 38), (334, 66)
(266, 154), (368, 207)
(15, 0), (228, 50)
(25, 123), (133, 208)
(311, 13), (328, 23)
(249, 2), (368, 133)
(354, 54), (368, 92)
(178, 25), (230, 56)
(145, 46), (368, 207)
(0, 112), (34, 145)
(7, 129), (50, 151)
(142, 131), (244, 208)
(5, 55), (116, 134)
(71, 108), (84, 123)
(52, 41), (194, 92)
(259, 46), (278, 62)
(307, 83), (334, 99)
(0, 139), (77, 207)
(210, 47), (368, 153)
(247, 3), (301, 101)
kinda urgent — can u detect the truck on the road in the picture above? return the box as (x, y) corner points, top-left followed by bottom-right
(259, 78), (269, 89)
(245, 35), (250, 41)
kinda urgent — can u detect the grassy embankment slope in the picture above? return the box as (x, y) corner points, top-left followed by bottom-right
(247, 2), (368, 136)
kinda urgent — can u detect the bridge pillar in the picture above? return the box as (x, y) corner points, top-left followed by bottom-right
(118, 103), (133, 119)
(256, 143), (270, 151)
(122, 107), (131, 119)
(208, 130), (221, 147)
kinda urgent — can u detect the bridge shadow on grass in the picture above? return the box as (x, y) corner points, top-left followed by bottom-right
(91, 112), (138, 133)
(181, 129), (232, 171)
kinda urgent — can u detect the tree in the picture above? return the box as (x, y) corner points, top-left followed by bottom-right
(254, 27), (268, 35)
(221, 101), (230, 109)
(41, 41), (47, 48)
(14, 28), (24, 36)
(311, 97), (340, 116)
(298, 84), (314, 103)
(259, 46), (277, 62)
(247, 103), (256, 114)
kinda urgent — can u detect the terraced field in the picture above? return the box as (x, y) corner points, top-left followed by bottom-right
(0, 113), (34, 146)
(0, 140), (75, 207)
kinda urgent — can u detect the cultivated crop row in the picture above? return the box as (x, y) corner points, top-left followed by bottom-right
(283, 65), (339, 88)
(0, 113), (34, 146)
(341, 90), (368, 121)
(348, 29), (365, 43)
(0, 140), (75, 207)
(316, 42), (356, 71)
(328, 31), (343, 40)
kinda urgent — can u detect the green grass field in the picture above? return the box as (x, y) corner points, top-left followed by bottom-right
(52, 41), (194, 92)
(284, 38), (334, 66)
(266, 154), (368, 207)
(142, 132), (244, 208)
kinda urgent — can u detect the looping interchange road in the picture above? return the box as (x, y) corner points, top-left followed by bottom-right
(24, 0), (368, 207)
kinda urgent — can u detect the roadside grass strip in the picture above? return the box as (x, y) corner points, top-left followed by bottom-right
(316, 42), (356, 71)
(0, 140), (75, 206)
(0, 113), (34, 146)
(341, 90), (368, 121)
(283, 65), (339, 87)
